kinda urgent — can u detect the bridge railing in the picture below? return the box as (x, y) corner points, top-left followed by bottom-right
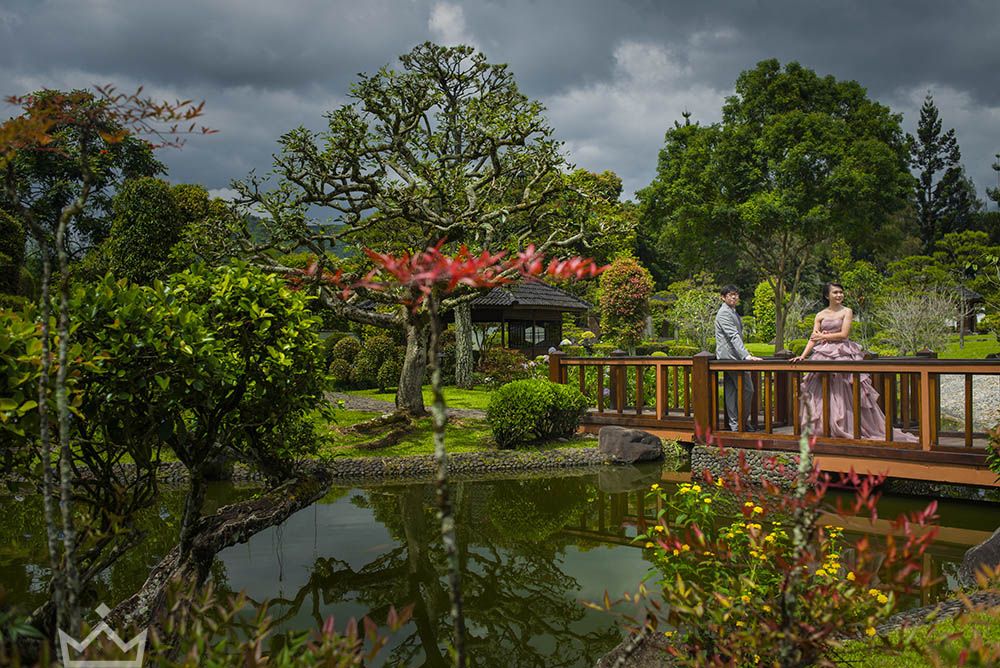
(549, 350), (1000, 454)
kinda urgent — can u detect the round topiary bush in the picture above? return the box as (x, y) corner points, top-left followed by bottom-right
(546, 383), (589, 438)
(486, 379), (588, 448)
(331, 336), (362, 363)
(329, 358), (353, 388)
(351, 334), (397, 388)
(376, 357), (402, 392)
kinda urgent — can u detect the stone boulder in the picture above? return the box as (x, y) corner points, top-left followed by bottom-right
(599, 426), (663, 464)
(959, 525), (1000, 586)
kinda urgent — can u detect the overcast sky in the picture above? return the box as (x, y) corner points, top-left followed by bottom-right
(2, 0), (999, 208)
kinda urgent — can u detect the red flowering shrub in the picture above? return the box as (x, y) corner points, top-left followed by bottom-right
(599, 257), (653, 354)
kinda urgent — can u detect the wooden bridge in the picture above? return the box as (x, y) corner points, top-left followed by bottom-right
(548, 351), (1000, 488)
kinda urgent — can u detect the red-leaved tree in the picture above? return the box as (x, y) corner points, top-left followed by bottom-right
(310, 240), (604, 667)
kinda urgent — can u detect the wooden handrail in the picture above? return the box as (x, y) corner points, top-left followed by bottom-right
(549, 350), (1000, 459)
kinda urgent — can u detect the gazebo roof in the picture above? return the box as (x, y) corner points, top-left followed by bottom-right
(471, 281), (591, 312)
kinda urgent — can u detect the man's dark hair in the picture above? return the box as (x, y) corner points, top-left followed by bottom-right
(720, 284), (740, 296)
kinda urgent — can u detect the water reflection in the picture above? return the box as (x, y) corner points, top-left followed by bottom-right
(2, 468), (998, 667)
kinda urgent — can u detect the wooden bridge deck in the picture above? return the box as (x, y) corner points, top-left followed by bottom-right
(550, 352), (1000, 488)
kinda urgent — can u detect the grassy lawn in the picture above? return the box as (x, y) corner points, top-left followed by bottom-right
(939, 333), (1000, 359)
(834, 608), (1000, 667)
(344, 384), (495, 411)
(743, 334), (999, 360)
(318, 408), (593, 458)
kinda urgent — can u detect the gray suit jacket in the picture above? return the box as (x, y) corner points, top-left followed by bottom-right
(714, 303), (750, 361)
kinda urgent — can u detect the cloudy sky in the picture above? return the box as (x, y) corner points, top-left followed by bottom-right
(2, 0), (999, 206)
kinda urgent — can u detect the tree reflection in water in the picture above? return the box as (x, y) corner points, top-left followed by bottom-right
(263, 476), (621, 667)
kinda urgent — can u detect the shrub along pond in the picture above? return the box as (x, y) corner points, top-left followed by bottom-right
(2, 466), (998, 667)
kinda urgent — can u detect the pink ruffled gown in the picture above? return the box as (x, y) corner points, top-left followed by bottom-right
(799, 317), (918, 442)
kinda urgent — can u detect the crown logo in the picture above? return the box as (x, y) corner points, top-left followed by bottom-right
(57, 603), (147, 668)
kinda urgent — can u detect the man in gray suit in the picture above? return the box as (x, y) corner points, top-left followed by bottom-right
(714, 285), (761, 431)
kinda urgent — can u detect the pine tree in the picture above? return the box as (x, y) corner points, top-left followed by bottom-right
(909, 93), (978, 251)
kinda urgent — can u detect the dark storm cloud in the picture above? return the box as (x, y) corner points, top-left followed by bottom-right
(2, 0), (998, 203)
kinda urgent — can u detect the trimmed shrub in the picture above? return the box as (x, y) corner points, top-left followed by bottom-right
(546, 383), (589, 438)
(787, 338), (809, 356)
(636, 341), (671, 356)
(321, 332), (350, 365)
(351, 334), (397, 389)
(486, 379), (587, 448)
(329, 359), (353, 387)
(377, 357), (402, 392)
(667, 342), (700, 357)
(330, 336), (362, 363)
(562, 345), (586, 357)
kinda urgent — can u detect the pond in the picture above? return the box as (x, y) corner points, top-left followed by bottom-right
(2, 465), (999, 667)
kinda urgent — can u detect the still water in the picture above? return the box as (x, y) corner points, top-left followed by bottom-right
(2, 465), (999, 666)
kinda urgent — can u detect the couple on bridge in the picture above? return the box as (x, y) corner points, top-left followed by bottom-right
(714, 283), (917, 442)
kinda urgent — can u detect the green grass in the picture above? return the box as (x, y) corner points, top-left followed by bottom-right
(746, 343), (776, 357)
(344, 384), (495, 411)
(939, 333), (1000, 359)
(741, 334), (999, 360)
(834, 608), (1000, 667)
(318, 409), (593, 458)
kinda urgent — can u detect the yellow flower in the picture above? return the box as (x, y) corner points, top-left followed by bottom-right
(764, 534), (777, 544)
(866, 627), (877, 637)
(703, 497), (713, 504)
(753, 506), (763, 514)
(868, 589), (879, 597)
(754, 655), (760, 665)
(735, 621), (745, 628)
(645, 542), (654, 548)
(759, 553), (767, 561)
(681, 544), (690, 552)
(877, 594), (888, 604)
(692, 484), (702, 493)
(749, 550), (759, 558)
(815, 569), (828, 577)
(744, 501), (755, 508)
(741, 595), (751, 604)
(650, 483), (660, 490)
(654, 525), (665, 532)
(762, 605), (772, 613)
(672, 548), (680, 556)
(715, 478), (724, 487)
(663, 631), (674, 638)
(703, 550), (714, 556)
(725, 533), (735, 540)
(847, 571), (856, 581)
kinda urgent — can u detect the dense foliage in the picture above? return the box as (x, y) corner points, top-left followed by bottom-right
(599, 257), (654, 354)
(486, 379), (588, 448)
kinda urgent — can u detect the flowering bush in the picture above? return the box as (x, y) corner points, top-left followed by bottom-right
(476, 346), (533, 388)
(599, 257), (654, 354)
(602, 436), (939, 667)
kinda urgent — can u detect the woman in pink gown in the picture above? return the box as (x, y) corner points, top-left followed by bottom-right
(790, 283), (918, 442)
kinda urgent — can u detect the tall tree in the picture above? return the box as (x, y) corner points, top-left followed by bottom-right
(989, 152), (1000, 208)
(233, 43), (588, 414)
(909, 93), (979, 251)
(711, 60), (912, 349)
(0, 86), (210, 636)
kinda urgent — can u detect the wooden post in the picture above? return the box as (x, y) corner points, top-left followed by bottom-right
(655, 361), (668, 419)
(918, 370), (933, 451)
(916, 350), (939, 445)
(611, 350), (626, 414)
(548, 350), (564, 383)
(773, 349), (795, 427)
(692, 352), (714, 442)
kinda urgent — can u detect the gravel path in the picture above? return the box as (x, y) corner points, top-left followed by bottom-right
(329, 392), (487, 419)
(937, 374), (1000, 430)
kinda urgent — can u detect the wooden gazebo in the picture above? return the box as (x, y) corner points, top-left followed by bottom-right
(466, 282), (591, 358)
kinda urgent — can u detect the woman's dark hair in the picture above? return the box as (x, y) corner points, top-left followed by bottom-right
(822, 282), (845, 307)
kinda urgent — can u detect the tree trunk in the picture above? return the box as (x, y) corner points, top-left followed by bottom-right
(454, 301), (474, 389)
(396, 313), (428, 416)
(107, 467), (332, 632)
(773, 280), (786, 353)
(179, 474), (206, 559)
